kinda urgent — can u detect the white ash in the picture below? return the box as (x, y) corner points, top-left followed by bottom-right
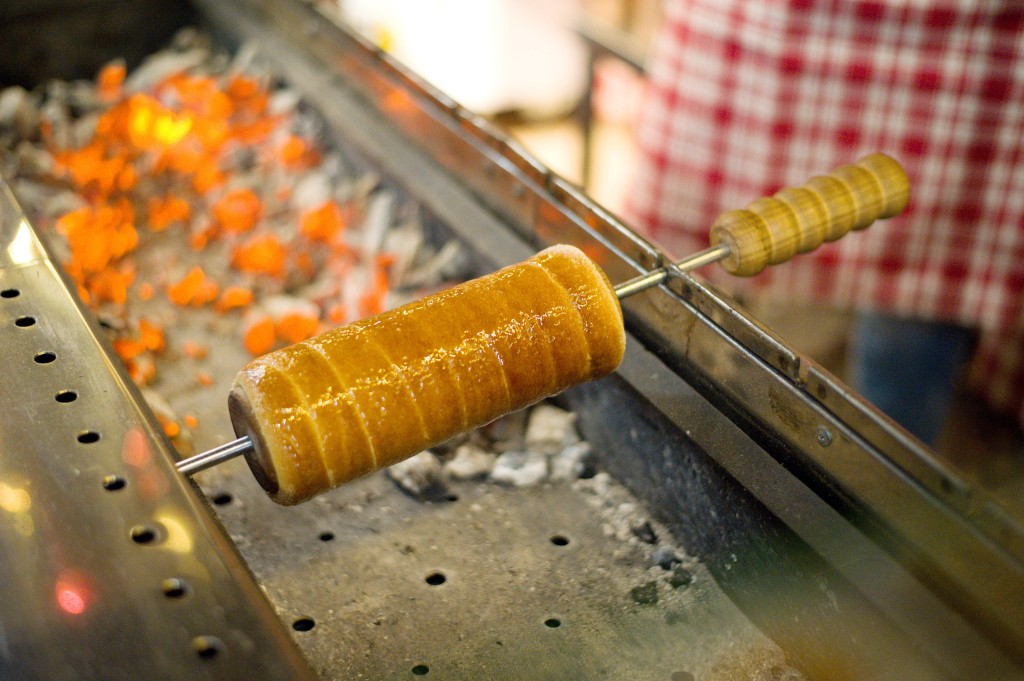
(258, 294), (321, 321)
(38, 97), (71, 149)
(382, 221), (424, 286)
(387, 451), (446, 499)
(574, 472), (693, 581)
(0, 86), (38, 140)
(228, 40), (263, 80)
(524, 403), (580, 454)
(398, 239), (466, 289)
(268, 88), (302, 117)
(291, 168), (333, 209)
(651, 546), (682, 571)
(490, 450), (548, 488)
(125, 47), (210, 93)
(13, 141), (55, 178)
(141, 388), (178, 426)
(481, 409), (527, 452)
(549, 441), (591, 482)
(444, 443), (496, 480)
(361, 190), (395, 255)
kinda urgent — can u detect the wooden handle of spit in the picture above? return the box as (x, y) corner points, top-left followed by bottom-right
(709, 153), (910, 277)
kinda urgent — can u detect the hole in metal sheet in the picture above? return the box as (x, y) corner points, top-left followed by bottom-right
(130, 525), (157, 544)
(319, 531), (335, 542)
(1, 288), (19, 298)
(292, 617), (315, 632)
(102, 475), (126, 491)
(34, 351), (56, 364)
(192, 635), (223, 659)
(162, 578), (189, 599)
(671, 672), (695, 681)
(15, 316), (35, 327)
(212, 492), (233, 506)
(412, 665), (429, 676)
(55, 390), (78, 403)
(424, 572), (446, 586)
(78, 431), (101, 444)
(544, 618), (561, 628)
(550, 535), (570, 546)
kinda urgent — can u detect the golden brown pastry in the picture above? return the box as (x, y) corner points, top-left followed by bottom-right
(229, 244), (625, 504)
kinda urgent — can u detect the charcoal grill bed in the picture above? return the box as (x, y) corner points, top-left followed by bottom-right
(1, 1), (1023, 679)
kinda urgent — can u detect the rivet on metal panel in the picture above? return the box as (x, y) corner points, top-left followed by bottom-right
(816, 427), (834, 447)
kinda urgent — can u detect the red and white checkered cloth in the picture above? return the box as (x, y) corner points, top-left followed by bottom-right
(626, 0), (1024, 422)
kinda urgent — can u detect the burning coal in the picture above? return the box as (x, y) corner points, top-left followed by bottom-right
(0, 29), (463, 444)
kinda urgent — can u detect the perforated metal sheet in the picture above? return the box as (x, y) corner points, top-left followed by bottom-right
(0, 183), (314, 680)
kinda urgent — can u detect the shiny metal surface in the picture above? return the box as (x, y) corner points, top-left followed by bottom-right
(192, 0), (1024, 670)
(0, 181), (314, 680)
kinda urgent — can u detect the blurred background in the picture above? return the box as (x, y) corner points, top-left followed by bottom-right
(333, 0), (1024, 514)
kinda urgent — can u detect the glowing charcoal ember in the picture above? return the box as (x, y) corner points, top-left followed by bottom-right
(3, 29), (451, 452)
(216, 286), (255, 312)
(167, 266), (219, 307)
(357, 252), (394, 317)
(147, 195), (191, 231)
(299, 201), (345, 242)
(96, 61), (126, 102)
(243, 315), (277, 357)
(232, 234), (287, 277)
(138, 319), (165, 352)
(212, 188), (262, 233)
(277, 135), (317, 168)
(88, 266), (135, 305)
(276, 313), (320, 344)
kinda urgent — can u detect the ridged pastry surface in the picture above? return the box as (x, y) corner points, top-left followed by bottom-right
(230, 244), (625, 505)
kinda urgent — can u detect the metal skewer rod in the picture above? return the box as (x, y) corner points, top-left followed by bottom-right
(613, 243), (730, 299)
(175, 246), (728, 477)
(176, 436), (253, 475)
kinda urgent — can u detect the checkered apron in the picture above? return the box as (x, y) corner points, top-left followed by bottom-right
(626, 0), (1024, 422)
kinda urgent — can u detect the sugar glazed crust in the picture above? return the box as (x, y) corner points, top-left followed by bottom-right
(230, 244), (626, 505)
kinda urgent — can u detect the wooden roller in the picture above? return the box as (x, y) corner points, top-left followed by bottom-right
(177, 153), (910, 506)
(708, 153), (909, 276)
(228, 245), (625, 505)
